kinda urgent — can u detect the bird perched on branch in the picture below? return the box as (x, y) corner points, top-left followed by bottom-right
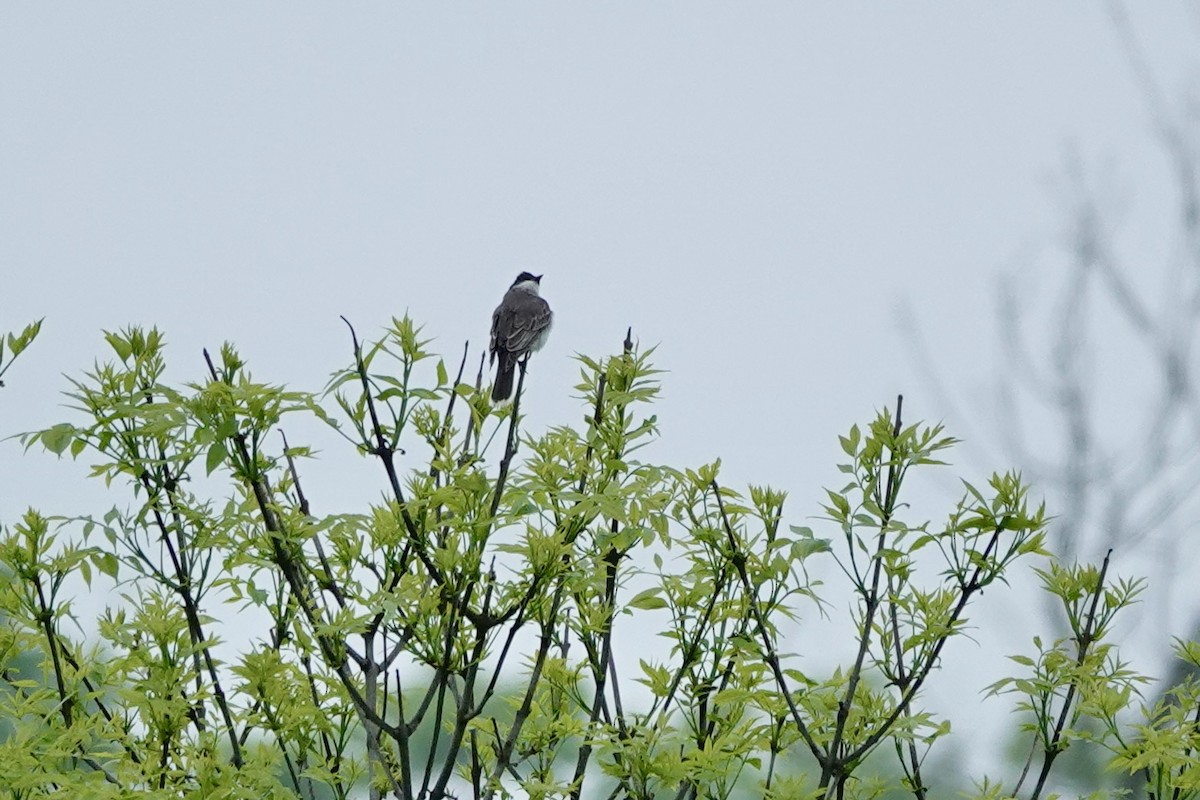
(489, 272), (553, 402)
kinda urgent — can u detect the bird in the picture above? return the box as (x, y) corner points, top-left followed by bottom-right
(489, 272), (553, 402)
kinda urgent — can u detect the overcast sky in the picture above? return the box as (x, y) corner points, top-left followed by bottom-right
(3, 2), (1198, 780)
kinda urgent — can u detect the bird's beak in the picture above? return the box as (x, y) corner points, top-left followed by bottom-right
(535, 274), (543, 282)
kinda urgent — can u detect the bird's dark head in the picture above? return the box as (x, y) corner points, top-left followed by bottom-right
(512, 271), (542, 287)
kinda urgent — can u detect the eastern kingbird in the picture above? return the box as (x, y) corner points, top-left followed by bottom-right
(490, 272), (553, 402)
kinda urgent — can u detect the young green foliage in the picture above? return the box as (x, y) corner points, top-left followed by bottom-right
(0, 318), (42, 389)
(0, 320), (1194, 800)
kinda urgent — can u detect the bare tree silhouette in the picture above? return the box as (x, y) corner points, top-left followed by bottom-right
(905, 2), (1200, 648)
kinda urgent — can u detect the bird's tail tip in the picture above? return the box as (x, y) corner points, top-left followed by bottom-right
(491, 367), (515, 403)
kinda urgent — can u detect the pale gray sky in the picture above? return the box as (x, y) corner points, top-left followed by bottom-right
(3, 2), (1198, 780)
(2, 4), (1191, 473)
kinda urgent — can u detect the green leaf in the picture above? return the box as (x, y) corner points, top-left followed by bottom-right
(94, 551), (119, 580)
(7, 318), (43, 356)
(791, 537), (832, 560)
(206, 441), (228, 475)
(104, 330), (133, 361)
(247, 583), (268, 605)
(626, 587), (667, 611)
(839, 424), (861, 457)
(39, 423), (78, 455)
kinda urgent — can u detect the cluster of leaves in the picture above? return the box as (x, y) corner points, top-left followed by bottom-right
(0, 318), (41, 389)
(1, 319), (1198, 800)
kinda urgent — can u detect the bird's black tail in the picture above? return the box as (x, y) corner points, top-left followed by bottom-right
(491, 355), (515, 402)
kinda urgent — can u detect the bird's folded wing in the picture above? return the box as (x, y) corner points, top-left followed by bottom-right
(502, 298), (552, 352)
